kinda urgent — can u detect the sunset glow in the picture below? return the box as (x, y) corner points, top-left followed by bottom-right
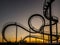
(0, 0), (60, 44)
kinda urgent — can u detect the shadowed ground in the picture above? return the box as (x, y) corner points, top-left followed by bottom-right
(0, 42), (60, 45)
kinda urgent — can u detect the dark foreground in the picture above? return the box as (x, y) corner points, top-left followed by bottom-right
(0, 42), (60, 45)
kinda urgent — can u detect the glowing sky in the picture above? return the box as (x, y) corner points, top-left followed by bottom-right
(0, 0), (60, 42)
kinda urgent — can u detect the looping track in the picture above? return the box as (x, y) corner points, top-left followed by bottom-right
(2, 14), (59, 42)
(2, 0), (59, 42)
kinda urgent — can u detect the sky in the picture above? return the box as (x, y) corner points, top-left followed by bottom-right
(0, 0), (60, 42)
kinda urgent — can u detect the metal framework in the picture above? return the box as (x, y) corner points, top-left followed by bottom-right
(2, 0), (59, 44)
